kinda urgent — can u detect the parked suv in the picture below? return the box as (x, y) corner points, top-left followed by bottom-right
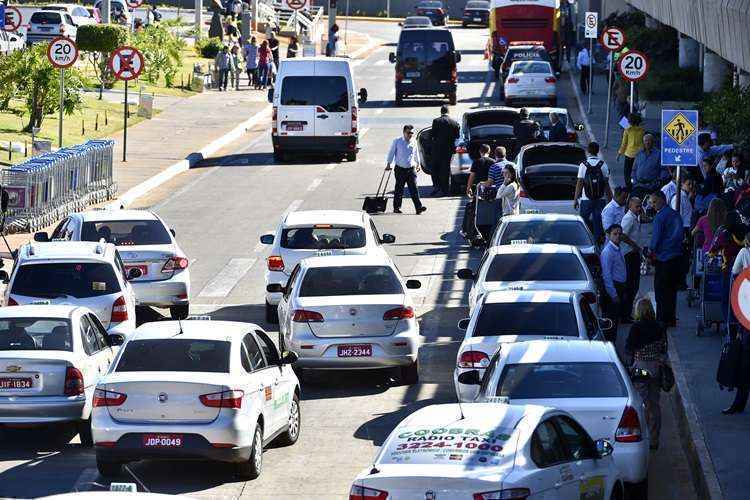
(26, 10), (77, 45)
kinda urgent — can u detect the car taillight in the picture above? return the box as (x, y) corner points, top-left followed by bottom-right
(162, 256), (189, 272)
(518, 188), (528, 198)
(615, 405), (642, 443)
(451, 67), (457, 83)
(93, 388), (127, 407)
(272, 106), (278, 135)
(199, 389), (244, 409)
(473, 489), (530, 500)
(64, 367), (85, 396)
(507, 77), (519, 84)
(455, 145), (467, 154)
(458, 350), (490, 368)
(267, 255), (284, 272)
(6, 297), (18, 306)
(351, 106), (358, 134)
(582, 291), (598, 304)
(395, 70), (404, 82)
(349, 485), (388, 500)
(293, 309), (324, 322)
(383, 306), (414, 320)
(568, 131), (577, 142)
(545, 76), (556, 83)
(110, 295), (128, 323)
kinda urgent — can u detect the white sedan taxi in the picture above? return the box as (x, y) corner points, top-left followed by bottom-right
(351, 403), (624, 500)
(503, 60), (557, 107)
(461, 340), (649, 497)
(92, 320), (301, 480)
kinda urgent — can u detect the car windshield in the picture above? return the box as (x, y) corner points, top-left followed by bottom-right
(281, 226), (366, 249)
(0, 319), (72, 351)
(497, 362), (627, 399)
(470, 124), (515, 138)
(529, 113), (568, 129)
(300, 266), (403, 296)
(466, 1), (489, 7)
(500, 221), (593, 246)
(11, 263), (121, 299)
(473, 302), (578, 337)
(30, 12), (62, 23)
(81, 220), (172, 246)
(280, 76), (349, 112)
(486, 253), (586, 282)
(405, 17), (430, 25)
(522, 145), (586, 166)
(419, 1), (442, 7)
(512, 61), (551, 74)
(116, 339), (231, 373)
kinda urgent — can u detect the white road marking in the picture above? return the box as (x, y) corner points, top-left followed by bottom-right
(359, 127), (370, 138)
(374, 59), (388, 66)
(253, 242), (266, 253)
(198, 258), (257, 298)
(307, 178), (323, 191)
(282, 199), (303, 218)
(72, 467), (101, 493)
(325, 163), (336, 170)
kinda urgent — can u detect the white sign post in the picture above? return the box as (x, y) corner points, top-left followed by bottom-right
(47, 37), (79, 149)
(584, 11), (598, 114)
(618, 50), (650, 114)
(109, 46), (145, 162)
(599, 26), (626, 148)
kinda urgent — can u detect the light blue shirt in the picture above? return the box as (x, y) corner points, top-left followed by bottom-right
(600, 240), (627, 299)
(601, 199), (626, 233)
(386, 136), (420, 169)
(697, 144), (733, 177)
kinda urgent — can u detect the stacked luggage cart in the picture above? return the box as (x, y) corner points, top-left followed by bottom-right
(0, 140), (117, 233)
(696, 254), (725, 336)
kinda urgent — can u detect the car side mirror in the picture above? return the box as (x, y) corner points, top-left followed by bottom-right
(457, 369), (481, 385)
(358, 88), (368, 103)
(455, 52), (461, 63)
(107, 333), (125, 346)
(260, 234), (274, 245)
(0, 270), (9, 284)
(406, 279), (421, 289)
(281, 350), (299, 365)
(380, 233), (395, 244)
(34, 231), (50, 242)
(170, 228), (176, 237)
(127, 267), (143, 280)
(457, 318), (470, 330)
(267, 87), (274, 103)
(457, 268), (475, 280)
(598, 318), (614, 331)
(389, 52), (396, 64)
(596, 438), (614, 458)
(266, 283), (285, 294)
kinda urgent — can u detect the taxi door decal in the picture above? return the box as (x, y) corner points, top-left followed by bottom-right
(579, 476), (605, 500)
(265, 386), (273, 401)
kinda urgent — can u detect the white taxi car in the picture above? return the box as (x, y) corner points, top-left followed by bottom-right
(503, 60), (557, 107)
(461, 340), (649, 497)
(37, 209), (191, 320)
(92, 320), (301, 480)
(456, 244), (598, 313)
(454, 290), (608, 400)
(260, 210), (395, 323)
(273, 255), (421, 383)
(2, 242), (138, 338)
(0, 305), (120, 446)
(351, 403), (624, 499)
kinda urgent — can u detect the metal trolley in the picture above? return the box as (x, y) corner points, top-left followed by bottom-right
(697, 255), (725, 336)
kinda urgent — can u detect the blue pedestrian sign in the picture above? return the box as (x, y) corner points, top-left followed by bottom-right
(0, 5), (5, 30)
(661, 109), (698, 166)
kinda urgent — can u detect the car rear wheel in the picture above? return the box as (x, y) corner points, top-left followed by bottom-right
(273, 149), (284, 163)
(395, 94), (404, 107)
(265, 301), (279, 324)
(78, 418), (93, 447)
(236, 423), (263, 480)
(170, 304), (189, 320)
(276, 393), (301, 446)
(346, 152), (357, 162)
(400, 361), (419, 385)
(96, 459), (122, 478)
(448, 92), (457, 105)
(626, 478), (648, 500)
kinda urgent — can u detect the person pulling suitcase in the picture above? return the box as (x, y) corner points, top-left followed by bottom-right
(385, 125), (427, 215)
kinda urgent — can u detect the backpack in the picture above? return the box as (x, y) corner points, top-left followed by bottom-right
(583, 160), (606, 200)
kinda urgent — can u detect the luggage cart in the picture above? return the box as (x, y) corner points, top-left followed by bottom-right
(697, 255), (725, 336)
(686, 241), (703, 307)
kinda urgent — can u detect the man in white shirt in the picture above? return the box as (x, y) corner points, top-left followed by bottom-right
(670, 177), (694, 230)
(574, 141), (613, 243)
(386, 125), (427, 215)
(576, 46), (592, 94)
(660, 168), (678, 204)
(602, 187), (628, 232)
(621, 196), (644, 321)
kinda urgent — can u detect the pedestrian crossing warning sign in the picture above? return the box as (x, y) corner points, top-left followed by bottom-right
(664, 113), (695, 145)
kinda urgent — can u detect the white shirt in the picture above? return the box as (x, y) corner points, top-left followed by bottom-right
(620, 209), (643, 255)
(386, 136), (420, 169)
(577, 157), (610, 201)
(601, 199), (626, 233)
(670, 189), (692, 228)
(497, 182), (520, 216)
(733, 247), (750, 275)
(577, 48), (591, 69)
(661, 181), (677, 204)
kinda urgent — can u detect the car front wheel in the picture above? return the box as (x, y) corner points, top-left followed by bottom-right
(400, 361), (419, 385)
(276, 393), (301, 446)
(97, 459), (122, 478)
(78, 418), (93, 447)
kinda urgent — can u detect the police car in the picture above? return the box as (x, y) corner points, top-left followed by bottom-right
(92, 320), (301, 479)
(350, 403), (624, 499)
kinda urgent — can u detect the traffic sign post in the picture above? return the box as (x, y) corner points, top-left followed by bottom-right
(584, 12), (598, 114)
(2, 6), (22, 32)
(731, 268), (750, 331)
(47, 37), (79, 149)
(109, 46), (144, 162)
(600, 27), (626, 148)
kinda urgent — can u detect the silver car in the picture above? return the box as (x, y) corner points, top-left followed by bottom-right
(273, 255), (422, 383)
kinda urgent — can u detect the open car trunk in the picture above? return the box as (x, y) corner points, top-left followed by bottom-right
(465, 109), (519, 159)
(520, 144), (585, 201)
(417, 127), (434, 174)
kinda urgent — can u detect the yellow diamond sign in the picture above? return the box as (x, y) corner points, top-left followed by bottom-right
(664, 113), (696, 145)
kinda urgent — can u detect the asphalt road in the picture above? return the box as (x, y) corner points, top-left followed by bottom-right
(0, 22), (696, 499)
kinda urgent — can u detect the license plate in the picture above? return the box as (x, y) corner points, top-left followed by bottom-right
(0, 377), (32, 389)
(406, 72), (420, 78)
(285, 123), (304, 131)
(125, 264), (148, 276)
(474, 17), (481, 21)
(337, 344), (372, 357)
(142, 434), (184, 448)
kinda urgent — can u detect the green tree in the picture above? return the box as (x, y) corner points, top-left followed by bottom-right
(76, 24), (129, 98)
(0, 44), (86, 131)
(701, 85), (750, 149)
(132, 24), (185, 87)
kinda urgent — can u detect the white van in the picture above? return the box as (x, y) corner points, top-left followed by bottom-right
(270, 57), (368, 162)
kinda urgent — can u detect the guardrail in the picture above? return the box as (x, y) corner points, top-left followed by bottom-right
(1, 140), (116, 233)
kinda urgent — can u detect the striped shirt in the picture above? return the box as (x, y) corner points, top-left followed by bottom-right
(488, 160), (515, 187)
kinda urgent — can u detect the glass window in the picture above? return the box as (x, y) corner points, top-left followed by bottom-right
(485, 253), (586, 282)
(11, 263), (121, 299)
(80, 220), (171, 246)
(579, 301), (599, 339)
(530, 420), (567, 467)
(80, 317), (100, 355)
(299, 266), (403, 297)
(0, 319), (72, 351)
(284, 265), (301, 299)
(466, 1), (489, 8)
(87, 314), (109, 350)
(499, 221), (594, 246)
(51, 219), (69, 240)
(496, 362), (628, 399)
(522, 145), (586, 167)
(280, 226), (365, 250)
(30, 12), (63, 24)
(555, 416), (597, 461)
(529, 113), (569, 129)
(472, 302), (578, 337)
(280, 76), (349, 112)
(512, 61), (552, 74)
(369, 221), (381, 245)
(74, 7), (89, 16)
(116, 339), (231, 372)
(255, 330), (280, 365)
(242, 334), (267, 371)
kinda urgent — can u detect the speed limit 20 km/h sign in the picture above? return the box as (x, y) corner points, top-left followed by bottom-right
(47, 37), (79, 68)
(618, 50), (649, 82)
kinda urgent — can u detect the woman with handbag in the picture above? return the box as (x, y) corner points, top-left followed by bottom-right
(625, 297), (669, 450)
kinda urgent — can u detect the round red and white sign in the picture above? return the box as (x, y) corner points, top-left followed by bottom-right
(109, 46), (144, 81)
(731, 268), (750, 331)
(47, 37), (79, 69)
(600, 26), (626, 52)
(618, 50), (649, 82)
(2, 6), (22, 32)
(125, 0), (143, 9)
(284, 0), (308, 10)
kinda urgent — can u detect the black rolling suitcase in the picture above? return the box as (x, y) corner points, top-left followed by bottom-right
(717, 333), (742, 390)
(362, 169), (392, 214)
(461, 194), (484, 247)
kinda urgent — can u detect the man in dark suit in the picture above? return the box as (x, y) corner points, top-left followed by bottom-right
(430, 105), (460, 196)
(513, 108), (541, 149)
(548, 112), (568, 142)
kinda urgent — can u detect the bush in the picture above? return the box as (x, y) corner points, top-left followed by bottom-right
(75, 24), (129, 52)
(131, 24), (185, 87)
(626, 25), (678, 62)
(604, 10), (645, 30)
(701, 85), (750, 149)
(639, 65), (703, 102)
(196, 37), (223, 59)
